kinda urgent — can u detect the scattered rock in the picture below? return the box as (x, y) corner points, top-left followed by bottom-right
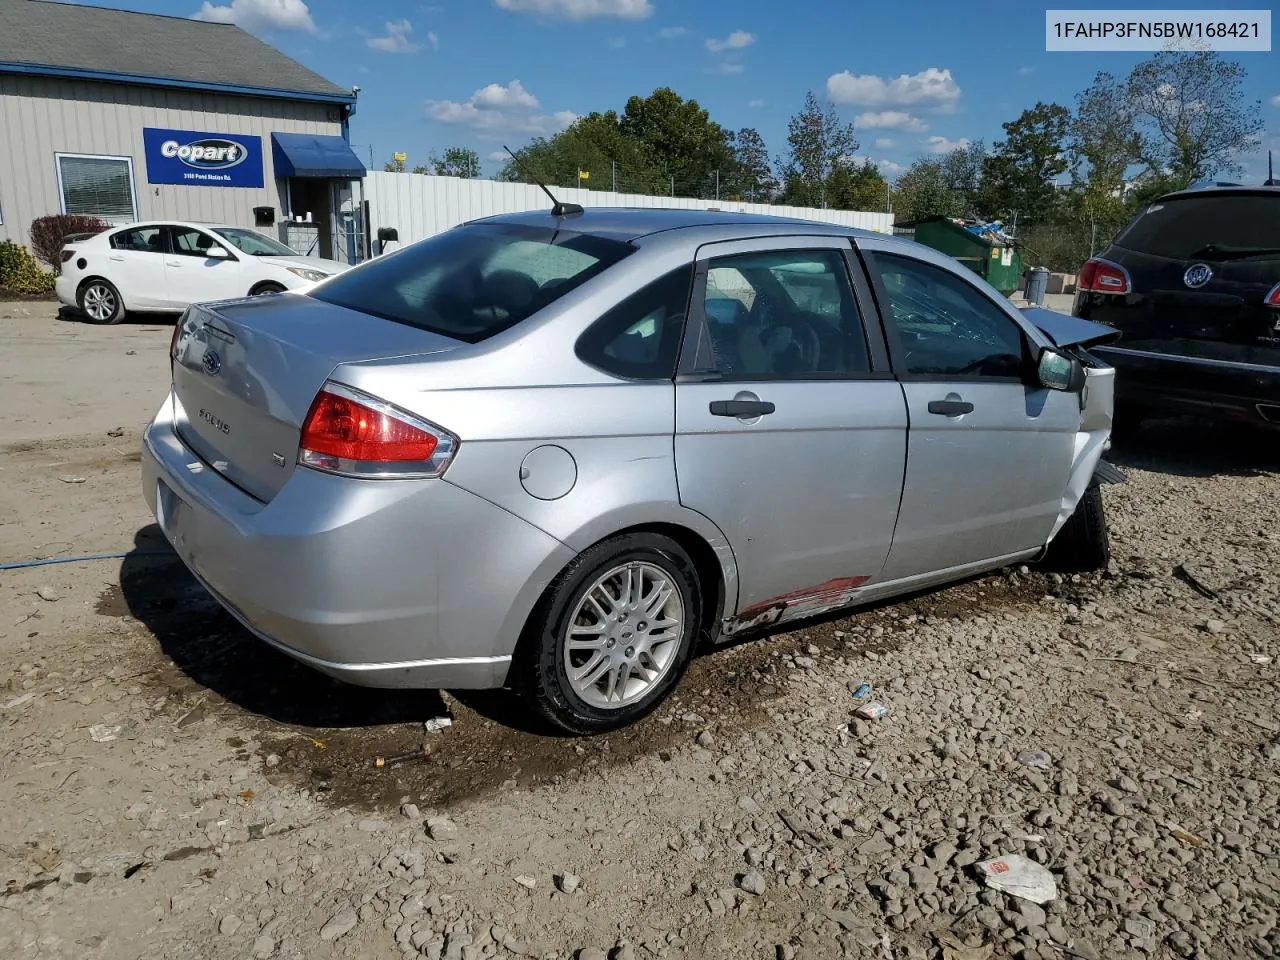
(36, 586), (60, 602)
(401, 803), (421, 820)
(513, 875), (537, 890)
(219, 914), (242, 936)
(357, 818), (388, 832)
(737, 870), (766, 896)
(426, 817), (457, 840)
(696, 731), (715, 749)
(319, 907), (358, 942)
(556, 873), (581, 894)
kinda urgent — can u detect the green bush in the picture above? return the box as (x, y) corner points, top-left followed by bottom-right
(0, 241), (57, 294)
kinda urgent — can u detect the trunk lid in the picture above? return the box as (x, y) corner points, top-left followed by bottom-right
(172, 294), (462, 502)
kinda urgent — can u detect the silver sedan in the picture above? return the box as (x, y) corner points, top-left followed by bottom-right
(142, 207), (1118, 732)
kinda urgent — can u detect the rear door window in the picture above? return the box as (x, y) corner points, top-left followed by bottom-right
(310, 222), (635, 343)
(110, 225), (165, 253)
(1114, 194), (1280, 260)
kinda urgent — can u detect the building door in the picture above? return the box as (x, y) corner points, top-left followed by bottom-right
(284, 179), (334, 259)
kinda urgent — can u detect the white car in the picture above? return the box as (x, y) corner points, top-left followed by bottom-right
(55, 221), (351, 324)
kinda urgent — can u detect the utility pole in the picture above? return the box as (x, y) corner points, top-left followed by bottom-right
(612, 160), (617, 193)
(715, 170), (720, 201)
(670, 174), (675, 197)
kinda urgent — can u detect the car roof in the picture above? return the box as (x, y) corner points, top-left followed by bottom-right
(462, 206), (889, 244)
(1156, 184), (1280, 203)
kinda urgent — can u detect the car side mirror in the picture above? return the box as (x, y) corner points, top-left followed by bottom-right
(206, 246), (230, 259)
(1038, 347), (1085, 392)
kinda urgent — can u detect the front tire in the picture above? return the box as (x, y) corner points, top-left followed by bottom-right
(1039, 479), (1110, 572)
(78, 278), (124, 324)
(250, 281), (286, 296)
(522, 533), (702, 734)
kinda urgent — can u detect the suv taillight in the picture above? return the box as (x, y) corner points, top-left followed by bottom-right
(1266, 283), (1280, 308)
(1078, 258), (1131, 295)
(298, 382), (457, 479)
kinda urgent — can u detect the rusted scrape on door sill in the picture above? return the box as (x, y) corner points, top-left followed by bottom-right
(721, 576), (870, 637)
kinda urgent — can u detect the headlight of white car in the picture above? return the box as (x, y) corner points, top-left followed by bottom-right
(285, 266), (331, 283)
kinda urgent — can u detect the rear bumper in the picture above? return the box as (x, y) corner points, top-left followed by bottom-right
(141, 392), (575, 689)
(54, 274), (77, 309)
(1094, 344), (1280, 427)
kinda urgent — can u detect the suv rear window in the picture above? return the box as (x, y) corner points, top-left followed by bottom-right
(1113, 193), (1280, 260)
(310, 222), (635, 343)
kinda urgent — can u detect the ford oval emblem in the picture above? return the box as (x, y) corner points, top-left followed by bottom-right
(201, 349), (222, 375)
(1183, 263), (1213, 289)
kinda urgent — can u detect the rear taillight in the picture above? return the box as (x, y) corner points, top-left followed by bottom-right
(60, 249), (74, 263)
(1078, 258), (1131, 295)
(299, 382), (457, 479)
(1265, 283), (1280, 308)
(169, 321), (181, 375)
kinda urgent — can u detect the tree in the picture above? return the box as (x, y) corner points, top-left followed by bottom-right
(826, 159), (887, 212)
(1127, 50), (1263, 185)
(938, 139), (987, 216)
(893, 157), (963, 222)
(382, 155), (406, 173)
(412, 165), (429, 175)
(778, 92), (859, 208)
(497, 111), (664, 192)
(618, 87), (734, 197)
(1070, 72), (1141, 194)
(978, 102), (1071, 223)
(429, 146), (480, 179)
(728, 127), (777, 202)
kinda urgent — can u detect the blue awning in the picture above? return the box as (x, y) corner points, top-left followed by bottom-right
(271, 132), (366, 179)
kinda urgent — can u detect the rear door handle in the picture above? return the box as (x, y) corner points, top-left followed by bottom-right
(709, 399), (775, 418)
(927, 399), (974, 416)
(166, 260), (182, 267)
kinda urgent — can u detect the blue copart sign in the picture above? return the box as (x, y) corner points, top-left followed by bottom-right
(142, 127), (265, 188)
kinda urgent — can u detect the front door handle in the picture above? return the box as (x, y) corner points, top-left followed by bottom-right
(108, 255), (124, 261)
(709, 399), (776, 418)
(927, 399), (974, 416)
(166, 260), (182, 267)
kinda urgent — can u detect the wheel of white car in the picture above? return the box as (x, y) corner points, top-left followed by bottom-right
(78, 278), (124, 325)
(251, 282), (286, 296)
(522, 532), (702, 734)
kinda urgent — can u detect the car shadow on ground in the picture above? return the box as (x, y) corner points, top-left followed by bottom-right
(57, 304), (176, 326)
(114, 525), (458, 729)
(1106, 416), (1280, 479)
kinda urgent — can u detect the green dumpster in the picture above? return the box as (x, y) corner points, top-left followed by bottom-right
(893, 216), (1023, 295)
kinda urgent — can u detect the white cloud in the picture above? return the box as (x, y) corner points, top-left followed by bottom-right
(848, 155), (905, 177)
(427, 30), (439, 49)
(489, 150), (512, 162)
(193, 0), (316, 32)
(657, 26), (686, 38)
(706, 30), (754, 53)
(1271, 94), (1280, 107)
(493, 0), (652, 20)
(367, 19), (420, 53)
(706, 61), (745, 75)
(827, 66), (961, 112)
(473, 79), (539, 109)
(748, 99), (766, 108)
(874, 137), (896, 149)
(426, 81), (575, 137)
(606, 35), (627, 48)
(1018, 66), (1036, 76)
(925, 135), (971, 153)
(855, 110), (926, 132)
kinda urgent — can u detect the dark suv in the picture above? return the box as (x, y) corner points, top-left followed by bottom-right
(1072, 185), (1280, 430)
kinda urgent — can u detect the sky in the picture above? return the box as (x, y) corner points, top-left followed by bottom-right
(70, 0), (1280, 184)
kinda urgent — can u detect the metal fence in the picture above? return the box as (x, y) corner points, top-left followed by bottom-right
(363, 172), (895, 249)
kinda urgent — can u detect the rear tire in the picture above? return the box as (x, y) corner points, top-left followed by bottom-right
(1039, 480), (1110, 573)
(521, 533), (702, 734)
(78, 278), (124, 325)
(250, 282), (286, 296)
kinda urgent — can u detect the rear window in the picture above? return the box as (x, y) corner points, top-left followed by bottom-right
(310, 222), (634, 343)
(1114, 193), (1280, 260)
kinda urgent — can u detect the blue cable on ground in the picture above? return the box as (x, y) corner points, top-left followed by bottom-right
(0, 550), (172, 571)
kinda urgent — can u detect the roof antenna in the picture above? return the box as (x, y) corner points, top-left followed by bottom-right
(1266, 149), (1277, 187)
(502, 144), (584, 217)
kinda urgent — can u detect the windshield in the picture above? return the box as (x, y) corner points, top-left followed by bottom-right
(214, 227), (299, 257)
(1114, 194), (1280, 260)
(309, 222), (635, 343)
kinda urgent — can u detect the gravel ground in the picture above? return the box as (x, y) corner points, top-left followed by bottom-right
(1, 309), (1278, 960)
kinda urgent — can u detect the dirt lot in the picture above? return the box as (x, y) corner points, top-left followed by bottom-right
(1, 304), (1278, 960)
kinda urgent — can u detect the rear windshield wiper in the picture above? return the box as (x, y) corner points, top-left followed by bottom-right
(1187, 243), (1280, 261)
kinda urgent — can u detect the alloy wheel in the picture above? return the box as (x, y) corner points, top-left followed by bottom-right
(83, 284), (116, 321)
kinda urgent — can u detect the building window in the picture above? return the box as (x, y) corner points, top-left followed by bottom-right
(55, 154), (137, 222)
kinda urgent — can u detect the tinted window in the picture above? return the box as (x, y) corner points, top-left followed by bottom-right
(110, 226), (164, 253)
(576, 266), (692, 380)
(169, 227), (225, 258)
(311, 223), (635, 343)
(872, 253), (1027, 379)
(697, 249), (870, 378)
(1114, 194), (1280, 259)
